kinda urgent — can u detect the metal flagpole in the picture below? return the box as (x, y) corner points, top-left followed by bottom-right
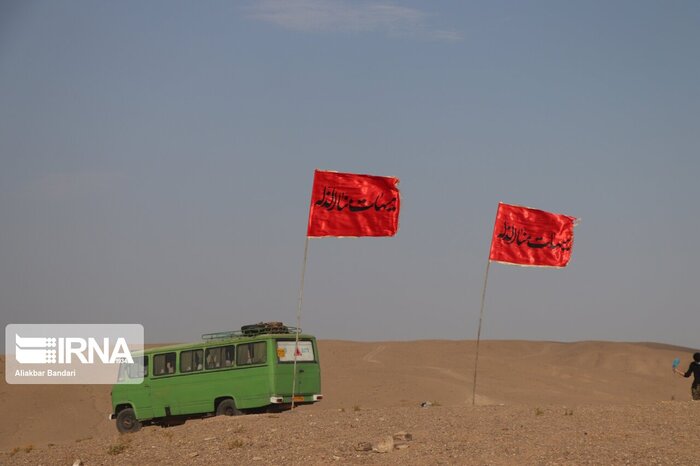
(471, 258), (492, 406)
(291, 235), (310, 410)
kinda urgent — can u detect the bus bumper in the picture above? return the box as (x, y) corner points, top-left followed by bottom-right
(270, 394), (323, 404)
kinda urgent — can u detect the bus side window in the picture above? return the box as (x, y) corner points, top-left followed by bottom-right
(154, 352), (176, 375)
(180, 349), (203, 373)
(205, 347), (219, 369)
(224, 346), (234, 367)
(118, 355), (148, 381)
(153, 354), (165, 375)
(165, 353), (175, 373)
(205, 345), (234, 369)
(237, 342), (266, 366)
(129, 355), (147, 378)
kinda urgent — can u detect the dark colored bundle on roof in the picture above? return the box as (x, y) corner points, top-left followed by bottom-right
(240, 321), (290, 336)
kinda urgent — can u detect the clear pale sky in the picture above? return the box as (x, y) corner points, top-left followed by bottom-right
(1, 1), (698, 348)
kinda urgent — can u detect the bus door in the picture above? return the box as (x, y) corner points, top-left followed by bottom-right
(118, 355), (154, 419)
(137, 371), (155, 419)
(149, 352), (178, 417)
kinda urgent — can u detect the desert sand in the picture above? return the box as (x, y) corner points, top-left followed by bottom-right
(1, 340), (698, 465)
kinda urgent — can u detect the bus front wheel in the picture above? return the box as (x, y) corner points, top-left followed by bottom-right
(116, 408), (142, 434)
(216, 399), (241, 416)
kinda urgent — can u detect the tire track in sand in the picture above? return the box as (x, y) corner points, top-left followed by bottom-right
(362, 345), (386, 364)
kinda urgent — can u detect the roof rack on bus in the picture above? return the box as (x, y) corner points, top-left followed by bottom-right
(202, 322), (300, 341)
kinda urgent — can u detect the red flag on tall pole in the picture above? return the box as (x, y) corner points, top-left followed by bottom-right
(307, 170), (400, 237)
(293, 169), (400, 408)
(473, 203), (577, 405)
(489, 202), (576, 268)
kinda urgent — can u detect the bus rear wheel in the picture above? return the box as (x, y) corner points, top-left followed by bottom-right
(116, 408), (142, 433)
(216, 399), (241, 416)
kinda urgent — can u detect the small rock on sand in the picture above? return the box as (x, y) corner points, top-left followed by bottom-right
(372, 435), (394, 453)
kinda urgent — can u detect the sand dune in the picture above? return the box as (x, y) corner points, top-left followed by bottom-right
(1, 340), (697, 464)
(312, 340), (694, 409)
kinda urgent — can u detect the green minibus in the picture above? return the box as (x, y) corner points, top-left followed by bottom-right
(110, 323), (322, 433)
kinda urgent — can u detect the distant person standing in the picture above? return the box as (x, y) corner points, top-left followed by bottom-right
(674, 352), (700, 400)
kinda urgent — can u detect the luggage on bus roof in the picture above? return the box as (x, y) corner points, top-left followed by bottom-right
(240, 321), (290, 336)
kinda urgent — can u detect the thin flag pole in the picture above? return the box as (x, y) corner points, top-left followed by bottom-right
(471, 258), (492, 406)
(291, 235), (310, 410)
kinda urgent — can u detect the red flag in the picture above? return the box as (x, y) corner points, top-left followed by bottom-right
(307, 170), (400, 237)
(489, 203), (576, 268)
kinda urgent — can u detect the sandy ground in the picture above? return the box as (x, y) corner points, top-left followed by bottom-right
(1, 340), (698, 465)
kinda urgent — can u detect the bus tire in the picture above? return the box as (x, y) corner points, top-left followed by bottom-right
(116, 408), (142, 434)
(216, 399), (240, 416)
